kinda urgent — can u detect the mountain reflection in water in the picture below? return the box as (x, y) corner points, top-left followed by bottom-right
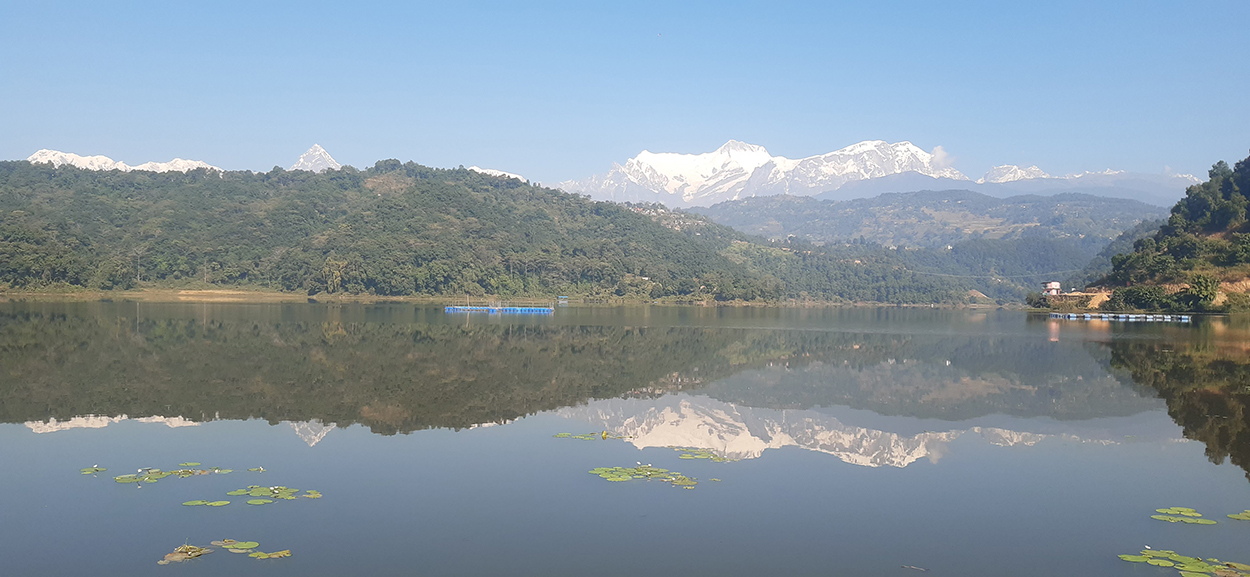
(560, 395), (1147, 468)
(2, 302), (1249, 479)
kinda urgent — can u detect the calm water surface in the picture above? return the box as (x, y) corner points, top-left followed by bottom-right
(1, 302), (1248, 576)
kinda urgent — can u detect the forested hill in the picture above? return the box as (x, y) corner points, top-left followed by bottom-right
(1094, 151), (1250, 312)
(0, 160), (969, 303)
(690, 190), (1166, 249)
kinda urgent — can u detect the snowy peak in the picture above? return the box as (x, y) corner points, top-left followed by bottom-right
(467, 166), (526, 181)
(26, 149), (220, 173)
(559, 139), (967, 207)
(290, 144), (342, 173)
(289, 419), (337, 447)
(978, 164), (1052, 184)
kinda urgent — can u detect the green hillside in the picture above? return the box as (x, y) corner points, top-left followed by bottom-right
(0, 160), (969, 303)
(1095, 151), (1250, 312)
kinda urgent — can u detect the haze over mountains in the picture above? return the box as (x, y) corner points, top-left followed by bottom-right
(692, 191), (1168, 249)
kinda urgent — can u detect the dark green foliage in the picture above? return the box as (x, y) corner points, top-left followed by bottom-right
(0, 161), (976, 302)
(1102, 151), (1250, 292)
(1099, 285), (1177, 312)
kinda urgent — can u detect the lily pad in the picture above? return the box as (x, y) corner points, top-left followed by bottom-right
(1119, 555), (1149, 562)
(80, 466), (107, 474)
(178, 462), (201, 467)
(234, 541), (260, 549)
(1147, 559), (1176, 567)
(215, 469), (233, 474)
(182, 500), (209, 506)
(207, 501), (230, 507)
(247, 499), (273, 505)
(226, 489), (249, 496)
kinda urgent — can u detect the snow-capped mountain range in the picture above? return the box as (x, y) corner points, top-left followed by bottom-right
(558, 140), (1201, 207)
(22, 142), (1199, 207)
(290, 144), (341, 173)
(26, 149), (221, 173)
(558, 139), (966, 207)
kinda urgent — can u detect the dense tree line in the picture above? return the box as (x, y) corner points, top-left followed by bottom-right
(0, 161), (979, 303)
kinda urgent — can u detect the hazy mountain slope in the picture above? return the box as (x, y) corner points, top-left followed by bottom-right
(820, 171), (1198, 207)
(691, 190), (1168, 249)
(1065, 218), (1166, 290)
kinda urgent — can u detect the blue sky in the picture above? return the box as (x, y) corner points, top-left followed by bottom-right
(2, 0), (1247, 183)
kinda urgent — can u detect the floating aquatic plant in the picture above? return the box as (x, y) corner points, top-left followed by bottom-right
(157, 544), (212, 565)
(183, 499), (230, 507)
(671, 446), (736, 463)
(247, 467), (265, 472)
(589, 465), (699, 489)
(1151, 508), (1217, 525)
(247, 499), (273, 505)
(1157, 507), (1204, 517)
(249, 550), (292, 560)
(1118, 549), (1250, 577)
(1152, 515), (1217, 525)
(80, 466), (107, 475)
(228, 485), (318, 503)
(210, 540), (289, 561)
(554, 431), (628, 441)
(178, 462), (201, 467)
(1228, 510), (1250, 521)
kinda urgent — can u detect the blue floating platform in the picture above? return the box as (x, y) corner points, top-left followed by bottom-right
(445, 305), (553, 315)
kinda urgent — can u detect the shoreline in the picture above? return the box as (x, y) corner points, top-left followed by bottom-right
(0, 288), (1014, 309)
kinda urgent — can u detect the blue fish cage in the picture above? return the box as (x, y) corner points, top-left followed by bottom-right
(445, 305), (554, 315)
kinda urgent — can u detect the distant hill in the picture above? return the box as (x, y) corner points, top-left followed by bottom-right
(691, 190), (1166, 249)
(1095, 151), (1250, 312)
(816, 171), (1196, 207)
(689, 190), (1167, 301)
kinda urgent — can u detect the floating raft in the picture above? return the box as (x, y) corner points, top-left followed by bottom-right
(1049, 312), (1191, 323)
(445, 305), (553, 315)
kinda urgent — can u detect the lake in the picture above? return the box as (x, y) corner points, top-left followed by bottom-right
(1, 301), (1248, 576)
